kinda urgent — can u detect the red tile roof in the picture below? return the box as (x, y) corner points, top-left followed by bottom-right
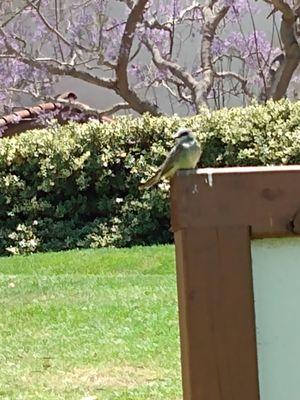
(0, 92), (112, 138)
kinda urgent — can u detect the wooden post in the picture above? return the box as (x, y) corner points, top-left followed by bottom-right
(171, 166), (300, 400)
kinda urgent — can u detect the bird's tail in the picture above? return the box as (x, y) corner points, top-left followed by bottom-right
(139, 170), (161, 190)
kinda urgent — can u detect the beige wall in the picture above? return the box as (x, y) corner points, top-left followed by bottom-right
(252, 237), (300, 400)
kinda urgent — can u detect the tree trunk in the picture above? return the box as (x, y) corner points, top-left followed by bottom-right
(265, 1), (300, 100)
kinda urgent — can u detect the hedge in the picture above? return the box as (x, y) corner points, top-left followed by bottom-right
(1, 99), (300, 255)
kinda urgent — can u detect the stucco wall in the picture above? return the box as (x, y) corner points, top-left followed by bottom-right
(252, 237), (300, 400)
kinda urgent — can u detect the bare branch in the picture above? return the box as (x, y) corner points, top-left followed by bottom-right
(96, 102), (132, 116)
(179, 3), (203, 21)
(115, 0), (161, 115)
(0, 27), (116, 90)
(148, 3), (203, 27)
(161, 81), (180, 101)
(26, 0), (93, 54)
(26, 1), (74, 48)
(54, 0), (65, 61)
(142, 3), (235, 112)
(1, 2), (35, 28)
(0, 87), (40, 99)
(215, 71), (254, 98)
(53, 97), (130, 117)
(265, 0), (300, 100)
(268, 0), (294, 20)
(195, 4), (230, 109)
(144, 20), (172, 32)
(142, 37), (198, 90)
(116, 0), (148, 87)
(245, 0), (268, 97)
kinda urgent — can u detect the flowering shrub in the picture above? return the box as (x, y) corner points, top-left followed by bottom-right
(1, 100), (300, 255)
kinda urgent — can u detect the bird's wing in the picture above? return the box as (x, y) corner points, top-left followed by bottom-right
(139, 170), (161, 189)
(139, 142), (184, 190)
(159, 141), (185, 178)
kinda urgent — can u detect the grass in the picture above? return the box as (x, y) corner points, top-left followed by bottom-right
(0, 245), (182, 400)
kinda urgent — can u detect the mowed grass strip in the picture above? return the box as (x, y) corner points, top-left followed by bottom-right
(0, 245), (182, 400)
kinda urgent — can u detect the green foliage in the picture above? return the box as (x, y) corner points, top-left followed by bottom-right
(1, 99), (300, 255)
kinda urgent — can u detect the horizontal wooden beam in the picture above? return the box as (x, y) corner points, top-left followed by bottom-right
(171, 166), (300, 237)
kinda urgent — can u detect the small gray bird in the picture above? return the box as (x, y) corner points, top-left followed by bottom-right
(139, 128), (202, 189)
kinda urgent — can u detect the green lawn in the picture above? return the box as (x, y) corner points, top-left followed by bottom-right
(0, 245), (182, 400)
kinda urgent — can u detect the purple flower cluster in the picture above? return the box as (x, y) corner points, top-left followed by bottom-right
(0, 0), (292, 112)
(212, 29), (280, 74)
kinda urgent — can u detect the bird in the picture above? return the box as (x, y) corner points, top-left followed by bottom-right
(55, 92), (77, 103)
(139, 128), (202, 189)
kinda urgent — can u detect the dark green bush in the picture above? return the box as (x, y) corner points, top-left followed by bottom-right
(1, 99), (300, 255)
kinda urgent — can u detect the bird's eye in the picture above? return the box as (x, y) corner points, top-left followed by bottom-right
(178, 131), (188, 138)
(173, 128), (191, 139)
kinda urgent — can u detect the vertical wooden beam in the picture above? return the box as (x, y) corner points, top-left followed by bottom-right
(174, 226), (260, 400)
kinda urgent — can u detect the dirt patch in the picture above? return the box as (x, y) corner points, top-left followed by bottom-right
(61, 364), (159, 389)
(24, 363), (161, 392)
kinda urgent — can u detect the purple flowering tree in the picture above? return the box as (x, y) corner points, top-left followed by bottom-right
(0, 0), (299, 115)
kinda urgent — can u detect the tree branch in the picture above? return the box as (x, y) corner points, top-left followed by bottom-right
(96, 102), (132, 117)
(265, 0), (300, 100)
(194, 4), (230, 109)
(1, 1), (39, 28)
(0, 27), (116, 90)
(26, 0), (93, 54)
(116, 0), (148, 87)
(268, 0), (294, 20)
(142, 37), (198, 90)
(115, 0), (161, 115)
(53, 97), (130, 118)
(215, 71), (253, 98)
